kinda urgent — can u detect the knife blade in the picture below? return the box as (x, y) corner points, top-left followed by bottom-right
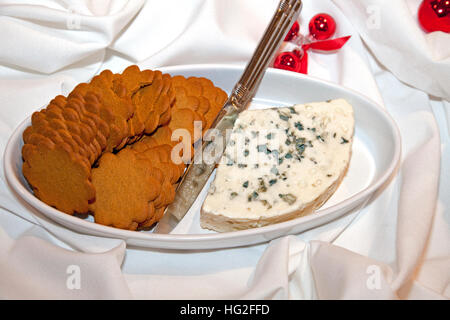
(154, 0), (303, 234)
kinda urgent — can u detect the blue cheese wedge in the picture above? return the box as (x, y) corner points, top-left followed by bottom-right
(200, 99), (354, 232)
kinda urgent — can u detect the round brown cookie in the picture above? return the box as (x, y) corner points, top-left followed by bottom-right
(158, 107), (172, 126)
(27, 125), (64, 146)
(171, 75), (187, 88)
(55, 129), (91, 167)
(45, 114), (97, 163)
(138, 206), (167, 229)
(22, 142), (41, 163)
(22, 134), (54, 160)
(184, 78), (203, 96)
(132, 76), (164, 135)
(23, 110), (52, 143)
(70, 132), (92, 161)
(59, 119), (96, 162)
(44, 112), (79, 136)
(168, 108), (204, 144)
(190, 77), (227, 121)
(196, 112), (207, 130)
(127, 140), (149, 153)
(24, 122), (91, 169)
(70, 82), (130, 149)
(152, 177), (173, 209)
(155, 94), (171, 126)
(153, 144), (185, 181)
(200, 81), (221, 103)
(136, 143), (180, 204)
(144, 186), (175, 228)
(167, 162), (183, 184)
(151, 144), (172, 162)
(90, 148), (163, 230)
(22, 141), (95, 215)
(120, 65), (155, 96)
(115, 133), (130, 151)
(24, 116), (68, 141)
(152, 70), (163, 83)
(50, 95), (67, 108)
(138, 71), (173, 133)
(172, 87), (201, 113)
(215, 87), (228, 106)
(204, 104), (222, 130)
(65, 96), (108, 150)
(196, 96), (211, 116)
(137, 201), (157, 230)
(143, 110), (161, 135)
(83, 91), (123, 140)
(43, 106), (65, 124)
(57, 110), (98, 163)
(28, 132), (64, 146)
(171, 77), (218, 131)
(66, 101), (109, 159)
(125, 118), (144, 144)
(161, 73), (173, 95)
(90, 137), (102, 160)
(135, 146), (179, 184)
(203, 87), (228, 130)
(67, 94), (110, 137)
(156, 74), (174, 126)
(78, 91), (128, 153)
(162, 137), (192, 170)
(90, 71), (134, 120)
(188, 76), (215, 90)
(139, 163), (166, 223)
(22, 126), (35, 144)
(126, 111), (146, 143)
(161, 122), (194, 165)
(30, 109), (47, 125)
(151, 125), (174, 146)
(129, 135), (160, 152)
(112, 76), (130, 99)
(47, 104), (96, 147)
(166, 82), (176, 107)
(46, 118), (68, 131)
(52, 99), (104, 163)
(27, 110), (94, 163)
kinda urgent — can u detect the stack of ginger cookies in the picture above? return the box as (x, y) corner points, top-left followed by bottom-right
(21, 65), (227, 230)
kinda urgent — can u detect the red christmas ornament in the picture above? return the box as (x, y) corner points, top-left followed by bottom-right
(292, 48), (304, 59)
(274, 52), (301, 72)
(285, 21), (300, 41)
(418, 0), (450, 33)
(309, 13), (336, 40)
(274, 12), (351, 75)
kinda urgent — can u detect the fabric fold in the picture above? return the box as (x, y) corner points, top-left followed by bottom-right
(332, 0), (450, 100)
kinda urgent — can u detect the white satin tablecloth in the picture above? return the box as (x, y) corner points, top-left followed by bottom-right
(0, 0), (449, 299)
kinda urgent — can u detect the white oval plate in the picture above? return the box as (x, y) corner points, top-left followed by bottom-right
(4, 64), (401, 250)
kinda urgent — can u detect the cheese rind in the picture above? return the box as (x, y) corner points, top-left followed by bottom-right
(201, 99), (354, 232)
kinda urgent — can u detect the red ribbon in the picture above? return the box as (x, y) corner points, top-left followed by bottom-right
(298, 36), (351, 74)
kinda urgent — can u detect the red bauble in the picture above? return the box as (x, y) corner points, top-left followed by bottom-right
(309, 13), (336, 40)
(418, 0), (450, 33)
(285, 21), (300, 41)
(274, 52), (301, 72)
(292, 48), (304, 59)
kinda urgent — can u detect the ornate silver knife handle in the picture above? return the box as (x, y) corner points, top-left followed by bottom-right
(229, 0), (303, 111)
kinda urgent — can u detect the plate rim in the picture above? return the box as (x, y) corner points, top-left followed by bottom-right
(3, 63), (402, 246)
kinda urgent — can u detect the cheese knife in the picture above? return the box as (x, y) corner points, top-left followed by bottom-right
(154, 0), (303, 234)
